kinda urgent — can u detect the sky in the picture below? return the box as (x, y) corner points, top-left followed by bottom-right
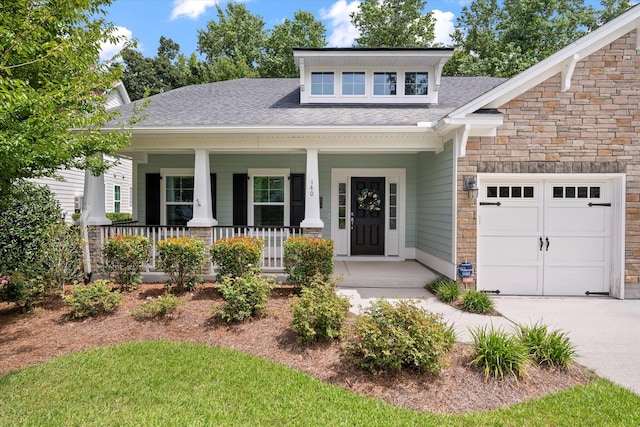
(100, 0), (606, 61)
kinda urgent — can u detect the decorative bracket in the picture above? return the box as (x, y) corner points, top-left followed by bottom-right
(561, 54), (580, 92)
(456, 124), (471, 158)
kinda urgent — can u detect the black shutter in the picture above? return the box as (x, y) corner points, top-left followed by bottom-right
(145, 173), (161, 225)
(233, 173), (248, 226)
(290, 173), (305, 227)
(210, 173), (217, 219)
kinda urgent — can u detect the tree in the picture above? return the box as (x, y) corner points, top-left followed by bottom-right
(350, 0), (436, 47)
(444, 0), (630, 77)
(259, 10), (327, 78)
(197, 3), (265, 77)
(0, 0), (137, 196)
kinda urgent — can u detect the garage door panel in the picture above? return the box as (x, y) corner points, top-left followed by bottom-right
(546, 237), (607, 263)
(481, 206), (539, 234)
(479, 266), (541, 295)
(546, 207), (607, 234)
(544, 267), (607, 295)
(478, 236), (540, 264)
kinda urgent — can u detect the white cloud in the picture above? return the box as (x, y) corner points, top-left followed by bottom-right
(432, 10), (455, 46)
(99, 26), (133, 62)
(320, 0), (361, 47)
(170, 0), (219, 20)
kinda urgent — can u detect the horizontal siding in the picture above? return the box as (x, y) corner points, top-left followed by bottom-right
(105, 157), (133, 214)
(31, 170), (85, 222)
(416, 141), (454, 261)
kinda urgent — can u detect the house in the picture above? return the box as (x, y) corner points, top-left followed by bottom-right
(32, 81), (133, 223)
(87, 5), (640, 299)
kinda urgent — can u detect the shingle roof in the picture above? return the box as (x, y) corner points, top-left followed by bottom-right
(109, 77), (505, 129)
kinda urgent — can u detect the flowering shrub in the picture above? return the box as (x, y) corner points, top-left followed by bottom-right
(210, 236), (263, 280)
(284, 237), (334, 287)
(290, 276), (350, 344)
(131, 294), (185, 319)
(102, 235), (152, 291)
(215, 273), (272, 323)
(157, 236), (206, 293)
(0, 270), (46, 311)
(64, 280), (124, 318)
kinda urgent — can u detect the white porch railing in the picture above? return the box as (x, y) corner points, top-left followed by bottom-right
(100, 225), (302, 272)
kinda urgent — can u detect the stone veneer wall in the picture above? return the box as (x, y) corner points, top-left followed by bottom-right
(457, 31), (640, 297)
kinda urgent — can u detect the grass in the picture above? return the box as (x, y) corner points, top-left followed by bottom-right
(0, 341), (639, 426)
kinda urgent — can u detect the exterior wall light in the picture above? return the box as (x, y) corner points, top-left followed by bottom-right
(463, 176), (479, 200)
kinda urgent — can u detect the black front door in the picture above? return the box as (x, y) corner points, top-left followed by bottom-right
(351, 177), (385, 255)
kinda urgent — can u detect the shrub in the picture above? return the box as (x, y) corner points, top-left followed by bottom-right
(102, 235), (152, 291)
(39, 223), (84, 292)
(131, 294), (185, 319)
(461, 290), (494, 314)
(216, 273), (272, 323)
(157, 236), (206, 293)
(515, 322), (576, 368)
(0, 180), (61, 273)
(106, 212), (133, 223)
(344, 299), (455, 374)
(0, 269), (47, 311)
(435, 281), (461, 303)
(469, 325), (531, 381)
(290, 277), (350, 344)
(284, 237), (334, 286)
(64, 280), (123, 318)
(210, 236), (263, 280)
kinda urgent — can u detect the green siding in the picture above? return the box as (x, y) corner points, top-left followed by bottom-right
(416, 141), (454, 261)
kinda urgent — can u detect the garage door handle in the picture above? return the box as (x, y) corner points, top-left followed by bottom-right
(588, 202), (611, 207)
(546, 237), (550, 251)
(539, 237), (544, 251)
(479, 201), (501, 206)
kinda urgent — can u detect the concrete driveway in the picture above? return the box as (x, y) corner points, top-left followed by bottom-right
(335, 261), (640, 395)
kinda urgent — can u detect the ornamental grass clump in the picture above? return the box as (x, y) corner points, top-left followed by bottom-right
(461, 290), (494, 314)
(435, 281), (461, 303)
(344, 299), (455, 374)
(131, 294), (185, 319)
(290, 276), (350, 344)
(210, 236), (263, 280)
(515, 322), (576, 369)
(157, 236), (206, 293)
(102, 234), (152, 291)
(64, 280), (123, 319)
(284, 237), (334, 287)
(216, 273), (272, 323)
(469, 325), (531, 382)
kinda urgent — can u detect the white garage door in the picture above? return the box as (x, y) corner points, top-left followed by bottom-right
(477, 177), (614, 296)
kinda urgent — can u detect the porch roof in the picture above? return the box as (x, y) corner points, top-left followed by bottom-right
(107, 77), (504, 130)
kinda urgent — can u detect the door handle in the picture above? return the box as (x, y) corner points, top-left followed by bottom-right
(350, 213), (354, 230)
(539, 237), (544, 251)
(545, 237), (550, 251)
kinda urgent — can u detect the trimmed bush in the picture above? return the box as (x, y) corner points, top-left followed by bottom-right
(516, 322), (576, 368)
(290, 277), (350, 344)
(435, 281), (461, 303)
(216, 273), (272, 323)
(64, 280), (123, 318)
(102, 234), (152, 291)
(157, 236), (206, 293)
(344, 299), (455, 374)
(131, 294), (185, 319)
(39, 223), (84, 292)
(284, 237), (334, 286)
(106, 212), (133, 223)
(461, 290), (494, 314)
(210, 236), (263, 280)
(469, 325), (531, 382)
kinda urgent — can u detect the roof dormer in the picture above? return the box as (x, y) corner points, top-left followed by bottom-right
(293, 48), (453, 105)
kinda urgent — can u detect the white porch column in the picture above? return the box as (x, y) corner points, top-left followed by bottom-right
(187, 149), (217, 227)
(300, 148), (324, 228)
(80, 169), (111, 226)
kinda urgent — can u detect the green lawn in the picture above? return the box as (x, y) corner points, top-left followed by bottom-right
(0, 341), (638, 426)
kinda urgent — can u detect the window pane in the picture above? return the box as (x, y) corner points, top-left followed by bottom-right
(389, 207), (396, 218)
(553, 186), (563, 198)
(373, 72), (396, 95)
(342, 72), (365, 95)
(339, 219), (346, 229)
(499, 186), (509, 197)
(311, 72), (334, 95)
(590, 187), (601, 198)
(511, 187), (521, 198)
(405, 72), (428, 95)
(487, 186), (497, 198)
(565, 187), (576, 198)
(338, 206), (345, 217)
(390, 219), (397, 230)
(254, 189), (269, 203)
(578, 187), (588, 198)
(182, 190), (193, 203)
(254, 205), (284, 226)
(524, 187), (534, 198)
(167, 205), (193, 226)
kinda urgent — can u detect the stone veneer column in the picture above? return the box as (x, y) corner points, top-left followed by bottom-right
(189, 227), (214, 275)
(302, 228), (323, 238)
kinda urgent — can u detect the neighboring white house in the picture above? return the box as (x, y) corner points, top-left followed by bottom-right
(31, 81), (133, 223)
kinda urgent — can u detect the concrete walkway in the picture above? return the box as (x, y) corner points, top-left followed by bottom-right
(335, 261), (640, 395)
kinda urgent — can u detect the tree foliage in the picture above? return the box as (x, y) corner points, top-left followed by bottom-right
(350, 0), (436, 47)
(444, 0), (631, 77)
(0, 0), (138, 194)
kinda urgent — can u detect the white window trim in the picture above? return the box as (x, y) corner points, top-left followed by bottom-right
(160, 168), (194, 226)
(113, 184), (121, 213)
(248, 168), (290, 227)
(310, 71), (335, 96)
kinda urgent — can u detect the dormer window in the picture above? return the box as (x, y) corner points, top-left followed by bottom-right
(373, 72), (397, 96)
(405, 72), (428, 96)
(342, 72), (365, 96)
(311, 72), (334, 95)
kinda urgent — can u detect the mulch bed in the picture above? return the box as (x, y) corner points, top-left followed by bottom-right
(0, 283), (593, 414)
